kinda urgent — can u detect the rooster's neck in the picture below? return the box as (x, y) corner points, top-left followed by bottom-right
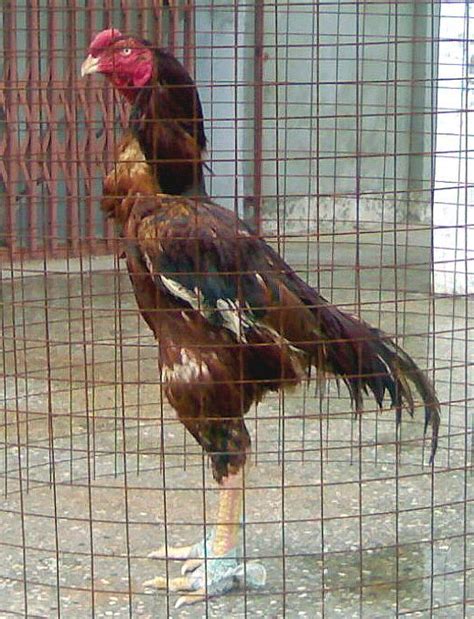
(101, 134), (159, 224)
(127, 84), (207, 198)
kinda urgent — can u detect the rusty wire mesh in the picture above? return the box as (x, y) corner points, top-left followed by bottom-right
(0, 1), (472, 617)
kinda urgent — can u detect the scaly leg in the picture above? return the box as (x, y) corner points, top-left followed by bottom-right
(146, 470), (242, 570)
(144, 470), (266, 607)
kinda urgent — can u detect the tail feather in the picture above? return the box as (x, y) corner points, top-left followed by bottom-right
(312, 302), (440, 464)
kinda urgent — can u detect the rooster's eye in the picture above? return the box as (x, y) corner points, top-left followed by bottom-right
(121, 48), (132, 56)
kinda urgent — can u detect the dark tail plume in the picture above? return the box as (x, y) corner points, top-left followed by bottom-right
(308, 296), (440, 463)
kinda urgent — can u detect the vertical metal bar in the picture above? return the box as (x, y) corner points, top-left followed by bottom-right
(252, 0), (264, 236)
(143, 0), (153, 42)
(113, 254), (134, 617)
(157, 347), (171, 618)
(66, 5), (80, 253)
(427, 0), (439, 611)
(137, 0), (147, 38)
(325, 0), (343, 471)
(151, 0), (164, 45)
(25, 0), (41, 254)
(280, 0), (289, 259)
(77, 246), (97, 617)
(392, 3), (402, 616)
(84, 0), (98, 474)
(2, 0), (30, 585)
(428, 0), (437, 606)
(461, 8), (470, 616)
(355, 5), (367, 615)
(46, 0), (60, 254)
(168, 0), (177, 54)
(122, 0), (133, 34)
(0, 268), (7, 499)
(0, 85), (8, 253)
(183, 0), (195, 75)
(374, 3), (395, 466)
(103, 0), (117, 249)
(3, 1), (19, 254)
(82, 0), (97, 251)
(8, 263), (29, 615)
(41, 252), (62, 616)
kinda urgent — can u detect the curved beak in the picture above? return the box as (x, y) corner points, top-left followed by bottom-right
(80, 55), (100, 77)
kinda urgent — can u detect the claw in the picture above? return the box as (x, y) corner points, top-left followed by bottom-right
(147, 547), (165, 560)
(143, 576), (165, 590)
(181, 558), (204, 575)
(148, 528), (215, 562)
(143, 575), (193, 592)
(175, 590), (207, 608)
(148, 543), (196, 561)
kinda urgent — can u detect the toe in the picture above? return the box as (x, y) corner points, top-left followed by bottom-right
(143, 575), (196, 592)
(147, 546), (166, 559)
(143, 576), (168, 590)
(181, 558), (203, 575)
(168, 576), (196, 592)
(175, 589), (207, 608)
(148, 543), (196, 560)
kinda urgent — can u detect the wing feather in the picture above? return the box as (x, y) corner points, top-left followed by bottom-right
(132, 197), (275, 341)
(123, 193), (439, 462)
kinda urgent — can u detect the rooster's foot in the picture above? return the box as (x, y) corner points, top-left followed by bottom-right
(144, 542), (266, 607)
(147, 528), (215, 574)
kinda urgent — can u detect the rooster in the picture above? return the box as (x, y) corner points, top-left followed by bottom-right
(81, 30), (440, 608)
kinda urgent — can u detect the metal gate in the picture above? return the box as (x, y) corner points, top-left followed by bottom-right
(0, 1), (196, 260)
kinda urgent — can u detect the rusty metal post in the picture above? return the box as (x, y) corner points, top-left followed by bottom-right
(183, 0), (196, 76)
(2, 1), (19, 255)
(25, 1), (41, 254)
(252, 0), (264, 235)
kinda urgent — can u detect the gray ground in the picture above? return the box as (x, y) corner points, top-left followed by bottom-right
(1, 235), (472, 618)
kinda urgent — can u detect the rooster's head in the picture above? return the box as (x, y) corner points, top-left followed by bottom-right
(81, 29), (153, 101)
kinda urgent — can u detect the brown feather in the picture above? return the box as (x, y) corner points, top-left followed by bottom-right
(97, 52), (440, 479)
(113, 191), (440, 479)
(129, 45), (207, 196)
(101, 134), (159, 222)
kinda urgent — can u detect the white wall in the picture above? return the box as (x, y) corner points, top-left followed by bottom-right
(433, 3), (474, 295)
(257, 1), (437, 235)
(194, 3), (254, 214)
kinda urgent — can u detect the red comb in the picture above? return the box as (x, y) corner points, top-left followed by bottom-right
(89, 28), (123, 56)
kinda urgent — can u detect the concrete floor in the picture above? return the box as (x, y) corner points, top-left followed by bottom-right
(0, 239), (472, 618)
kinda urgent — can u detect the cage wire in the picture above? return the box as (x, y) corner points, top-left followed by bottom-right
(0, 0), (472, 617)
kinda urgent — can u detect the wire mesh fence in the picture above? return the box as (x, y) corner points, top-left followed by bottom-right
(0, 1), (472, 617)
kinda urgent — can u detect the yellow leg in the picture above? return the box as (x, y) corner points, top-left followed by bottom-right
(147, 470), (243, 569)
(144, 466), (265, 607)
(210, 469), (243, 556)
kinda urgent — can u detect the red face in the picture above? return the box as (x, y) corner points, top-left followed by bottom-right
(81, 29), (153, 101)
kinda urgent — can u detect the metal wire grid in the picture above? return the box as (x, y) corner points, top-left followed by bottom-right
(0, 1), (472, 617)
